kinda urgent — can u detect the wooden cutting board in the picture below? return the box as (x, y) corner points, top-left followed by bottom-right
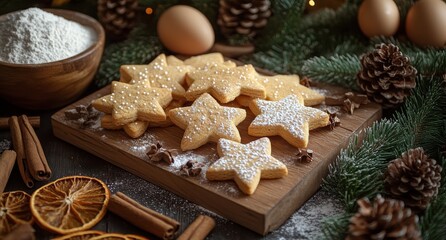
(52, 83), (381, 235)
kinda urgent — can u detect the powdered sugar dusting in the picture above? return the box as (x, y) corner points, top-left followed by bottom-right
(210, 138), (286, 185)
(251, 95), (329, 140)
(169, 93), (246, 149)
(186, 64), (265, 101)
(268, 189), (344, 239)
(126, 133), (159, 158)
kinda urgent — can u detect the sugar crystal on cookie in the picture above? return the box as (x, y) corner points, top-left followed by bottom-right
(168, 93), (246, 151)
(206, 137), (288, 195)
(248, 94), (329, 148)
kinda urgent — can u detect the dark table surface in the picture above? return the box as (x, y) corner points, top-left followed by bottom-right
(1, 95), (343, 240)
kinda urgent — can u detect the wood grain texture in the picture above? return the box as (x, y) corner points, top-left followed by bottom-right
(0, 9), (105, 110)
(52, 85), (381, 235)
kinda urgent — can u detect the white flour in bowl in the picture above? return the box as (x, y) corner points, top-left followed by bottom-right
(0, 8), (96, 64)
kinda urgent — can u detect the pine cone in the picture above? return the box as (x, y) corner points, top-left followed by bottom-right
(217, 0), (272, 39)
(357, 43), (417, 108)
(97, 0), (138, 40)
(346, 195), (421, 240)
(385, 147), (442, 211)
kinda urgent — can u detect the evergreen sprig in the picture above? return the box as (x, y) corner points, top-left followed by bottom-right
(323, 119), (402, 212)
(301, 54), (360, 90)
(322, 76), (446, 239)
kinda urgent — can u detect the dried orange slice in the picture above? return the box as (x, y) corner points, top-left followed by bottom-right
(52, 230), (104, 240)
(30, 176), (110, 235)
(90, 233), (129, 240)
(126, 234), (150, 240)
(0, 191), (33, 236)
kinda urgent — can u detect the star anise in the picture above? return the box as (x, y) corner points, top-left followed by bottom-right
(180, 160), (205, 177)
(344, 92), (369, 114)
(146, 143), (176, 165)
(64, 104), (101, 128)
(325, 92), (369, 114)
(300, 76), (312, 88)
(296, 148), (313, 163)
(327, 112), (341, 130)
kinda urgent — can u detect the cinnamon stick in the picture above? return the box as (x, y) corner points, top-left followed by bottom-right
(8, 116), (34, 188)
(108, 192), (180, 240)
(18, 115), (51, 181)
(177, 215), (216, 240)
(0, 116), (39, 129)
(0, 150), (16, 193)
(3, 223), (35, 240)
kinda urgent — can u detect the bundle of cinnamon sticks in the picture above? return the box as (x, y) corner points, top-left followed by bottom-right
(7, 115), (51, 188)
(108, 192), (215, 240)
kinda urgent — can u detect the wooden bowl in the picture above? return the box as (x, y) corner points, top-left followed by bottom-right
(0, 9), (105, 110)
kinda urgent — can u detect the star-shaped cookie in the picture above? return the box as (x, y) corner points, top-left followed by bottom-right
(120, 54), (192, 99)
(168, 93), (246, 151)
(92, 81), (172, 125)
(101, 115), (149, 138)
(185, 64), (266, 103)
(206, 137), (288, 195)
(167, 53), (236, 69)
(248, 94), (329, 148)
(236, 74), (325, 107)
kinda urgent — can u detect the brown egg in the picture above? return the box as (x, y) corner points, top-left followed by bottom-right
(358, 0), (400, 38)
(406, 0), (446, 48)
(157, 5), (215, 55)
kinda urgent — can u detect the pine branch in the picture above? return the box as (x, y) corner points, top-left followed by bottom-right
(254, 0), (306, 50)
(323, 119), (402, 212)
(94, 25), (164, 87)
(241, 29), (319, 74)
(409, 49), (446, 76)
(321, 213), (352, 240)
(301, 54), (361, 90)
(299, 3), (359, 32)
(322, 75), (446, 237)
(393, 76), (446, 158)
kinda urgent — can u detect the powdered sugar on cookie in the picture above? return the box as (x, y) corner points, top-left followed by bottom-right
(248, 94), (329, 148)
(206, 137), (288, 195)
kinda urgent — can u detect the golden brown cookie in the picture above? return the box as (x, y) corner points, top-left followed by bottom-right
(92, 81), (172, 125)
(166, 53), (236, 69)
(248, 94), (329, 148)
(100, 115), (149, 139)
(168, 93), (246, 151)
(236, 74), (324, 107)
(185, 64), (265, 103)
(206, 137), (288, 195)
(150, 98), (187, 128)
(120, 54), (192, 99)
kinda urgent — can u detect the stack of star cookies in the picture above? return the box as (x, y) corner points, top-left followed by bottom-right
(91, 52), (330, 195)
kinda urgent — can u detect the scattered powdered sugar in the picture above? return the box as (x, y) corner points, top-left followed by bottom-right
(170, 151), (208, 169)
(0, 8), (96, 64)
(268, 189), (344, 239)
(126, 133), (160, 158)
